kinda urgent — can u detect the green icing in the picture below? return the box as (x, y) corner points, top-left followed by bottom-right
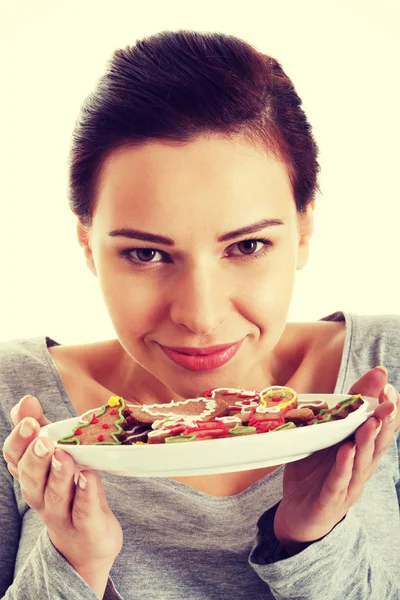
(165, 434), (197, 443)
(228, 424), (256, 435)
(58, 397), (126, 445)
(273, 421), (296, 431)
(314, 394), (362, 424)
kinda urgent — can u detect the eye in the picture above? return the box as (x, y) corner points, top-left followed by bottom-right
(227, 238), (273, 258)
(120, 248), (167, 265)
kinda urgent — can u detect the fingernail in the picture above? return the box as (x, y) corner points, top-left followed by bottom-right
(20, 418), (36, 438)
(51, 455), (62, 472)
(376, 366), (387, 376)
(78, 473), (87, 490)
(11, 396), (30, 423)
(388, 402), (397, 423)
(350, 444), (356, 459)
(374, 418), (383, 438)
(34, 439), (49, 457)
(384, 383), (397, 405)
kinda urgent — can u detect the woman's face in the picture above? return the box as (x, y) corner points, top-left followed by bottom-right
(79, 135), (313, 398)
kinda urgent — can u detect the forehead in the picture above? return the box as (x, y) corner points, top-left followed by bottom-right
(93, 136), (296, 233)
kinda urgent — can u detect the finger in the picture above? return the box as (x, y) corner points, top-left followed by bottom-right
(71, 470), (105, 531)
(11, 395), (51, 427)
(319, 442), (355, 508)
(372, 398), (398, 468)
(348, 366), (387, 399)
(42, 449), (76, 529)
(348, 417), (379, 498)
(381, 384), (399, 431)
(18, 436), (54, 512)
(2, 417), (41, 475)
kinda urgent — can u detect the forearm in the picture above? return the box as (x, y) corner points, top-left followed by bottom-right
(249, 504), (400, 600)
(3, 529), (119, 600)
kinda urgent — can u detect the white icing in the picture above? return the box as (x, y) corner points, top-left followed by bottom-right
(255, 405), (281, 414)
(148, 429), (167, 438)
(209, 387), (242, 395)
(298, 400), (326, 408)
(215, 416), (241, 424)
(140, 397), (217, 420)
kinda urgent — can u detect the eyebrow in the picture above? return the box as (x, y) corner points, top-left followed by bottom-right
(108, 218), (284, 246)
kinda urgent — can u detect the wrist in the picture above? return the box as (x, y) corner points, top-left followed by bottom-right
(275, 537), (314, 557)
(72, 561), (114, 599)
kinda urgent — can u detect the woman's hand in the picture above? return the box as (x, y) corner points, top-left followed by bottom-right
(274, 367), (400, 555)
(2, 395), (123, 598)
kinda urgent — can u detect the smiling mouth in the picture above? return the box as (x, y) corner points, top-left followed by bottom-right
(161, 342), (241, 356)
(158, 340), (244, 371)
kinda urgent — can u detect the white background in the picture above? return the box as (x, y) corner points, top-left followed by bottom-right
(0, 0), (399, 344)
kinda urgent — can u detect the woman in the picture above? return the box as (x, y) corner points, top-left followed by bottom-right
(1, 30), (399, 600)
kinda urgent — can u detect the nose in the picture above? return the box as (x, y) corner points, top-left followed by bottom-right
(169, 260), (227, 336)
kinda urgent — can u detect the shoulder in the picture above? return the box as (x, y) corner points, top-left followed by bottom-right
(0, 336), (61, 423)
(0, 336), (50, 379)
(345, 313), (400, 389)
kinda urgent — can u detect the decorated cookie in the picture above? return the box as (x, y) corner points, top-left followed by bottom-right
(203, 388), (260, 424)
(284, 407), (315, 424)
(58, 396), (131, 445)
(128, 395), (230, 425)
(247, 386), (298, 432)
(56, 388), (366, 446)
(308, 394), (364, 425)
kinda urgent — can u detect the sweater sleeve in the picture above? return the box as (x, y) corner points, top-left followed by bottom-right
(248, 472), (400, 600)
(0, 462), (123, 600)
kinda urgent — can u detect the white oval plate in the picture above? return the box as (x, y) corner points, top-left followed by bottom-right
(39, 394), (378, 477)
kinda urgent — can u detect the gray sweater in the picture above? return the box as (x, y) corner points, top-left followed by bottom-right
(0, 311), (399, 600)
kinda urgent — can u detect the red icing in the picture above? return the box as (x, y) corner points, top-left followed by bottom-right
(74, 428), (82, 435)
(271, 396), (282, 402)
(183, 421), (223, 435)
(316, 414), (323, 421)
(97, 434), (104, 442)
(335, 404), (341, 409)
(102, 423), (110, 429)
(90, 415), (98, 424)
(166, 426), (186, 436)
(110, 408), (117, 415)
(228, 405), (241, 411)
(195, 428), (228, 439)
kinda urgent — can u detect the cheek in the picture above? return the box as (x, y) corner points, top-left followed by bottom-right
(97, 267), (163, 334)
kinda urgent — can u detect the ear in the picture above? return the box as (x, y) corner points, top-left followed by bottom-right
(296, 199), (315, 270)
(76, 220), (97, 276)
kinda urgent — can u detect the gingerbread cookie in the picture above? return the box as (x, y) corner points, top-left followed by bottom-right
(247, 386), (298, 432)
(58, 396), (133, 445)
(309, 394), (364, 425)
(128, 395), (230, 426)
(203, 388), (260, 424)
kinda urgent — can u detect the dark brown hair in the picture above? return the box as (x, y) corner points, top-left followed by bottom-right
(68, 30), (320, 227)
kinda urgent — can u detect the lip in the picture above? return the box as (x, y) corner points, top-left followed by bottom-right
(162, 342), (239, 356)
(159, 340), (243, 371)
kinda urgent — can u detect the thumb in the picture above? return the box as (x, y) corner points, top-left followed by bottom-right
(11, 395), (51, 427)
(348, 366), (388, 399)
